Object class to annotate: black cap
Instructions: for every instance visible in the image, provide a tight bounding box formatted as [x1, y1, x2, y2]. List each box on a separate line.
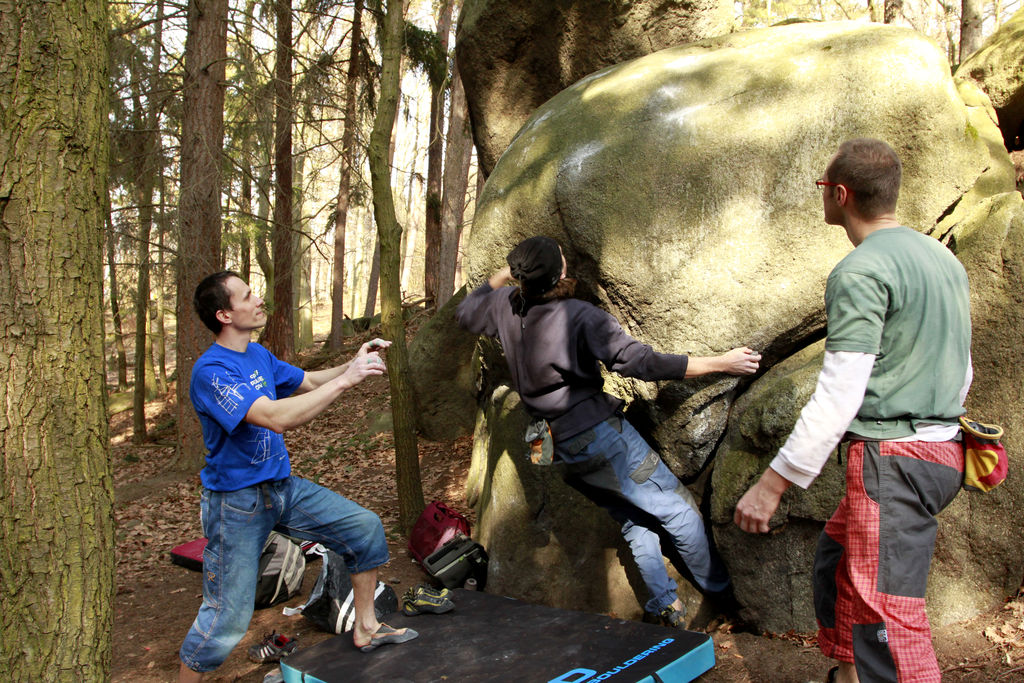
[507, 236, 562, 295]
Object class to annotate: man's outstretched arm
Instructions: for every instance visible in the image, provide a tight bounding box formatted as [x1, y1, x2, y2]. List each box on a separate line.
[297, 338, 392, 393]
[685, 347, 761, 377]
[734, 350, 874, 533]
[246, 353, 386, 433]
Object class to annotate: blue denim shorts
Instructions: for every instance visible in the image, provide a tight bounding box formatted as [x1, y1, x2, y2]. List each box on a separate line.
[179, 476, 387, 672]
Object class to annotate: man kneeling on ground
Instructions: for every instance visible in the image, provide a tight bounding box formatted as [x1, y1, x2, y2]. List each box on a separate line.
[178, 271, 416, 682]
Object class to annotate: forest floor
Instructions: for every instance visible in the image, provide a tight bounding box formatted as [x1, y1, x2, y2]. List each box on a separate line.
[110, 324, 1024, 682]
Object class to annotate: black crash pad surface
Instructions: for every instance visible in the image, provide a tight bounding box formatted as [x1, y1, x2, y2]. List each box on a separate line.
[281, 589, 712, 682]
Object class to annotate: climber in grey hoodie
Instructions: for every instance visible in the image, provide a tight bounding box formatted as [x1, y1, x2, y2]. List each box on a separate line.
[456, 235, 760, 626]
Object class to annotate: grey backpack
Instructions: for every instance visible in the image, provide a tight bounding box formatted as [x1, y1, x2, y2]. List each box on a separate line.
[254, 531, 306, 608]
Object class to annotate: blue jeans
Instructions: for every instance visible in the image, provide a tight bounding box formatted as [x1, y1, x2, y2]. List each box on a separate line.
[556, 416, 730, 613]
[179, 476, 388, 673]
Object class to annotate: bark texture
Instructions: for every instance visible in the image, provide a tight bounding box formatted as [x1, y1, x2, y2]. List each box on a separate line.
[437, 56, 473, 309]
[176, 0, 228, 471]
[0, 1, 115, 677]
[264, 0, 295, 361]
[328, 0, 364, 350]
[959, 0, 984, 62]
[423, 0, 454, 307]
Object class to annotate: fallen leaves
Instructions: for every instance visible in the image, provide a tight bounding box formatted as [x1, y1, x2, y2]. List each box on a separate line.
[983, 598, 1024, 665]
[764, 629, 818, 648]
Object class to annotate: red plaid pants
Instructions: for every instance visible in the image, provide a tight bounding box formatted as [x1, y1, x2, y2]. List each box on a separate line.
[814, 440, 963, 683]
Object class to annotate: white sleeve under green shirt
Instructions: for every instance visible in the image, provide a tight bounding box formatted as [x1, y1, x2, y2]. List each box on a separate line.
[769, 350, 971, 489]
[769, 226, 972, 489]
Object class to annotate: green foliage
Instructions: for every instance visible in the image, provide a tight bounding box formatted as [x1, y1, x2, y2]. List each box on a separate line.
[295, 51, 337, 115]
[403, 22, 447, 89]
[364, 1, 445, 90]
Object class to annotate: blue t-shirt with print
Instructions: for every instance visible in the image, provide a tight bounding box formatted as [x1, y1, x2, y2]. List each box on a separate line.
[190, 342, 305, 491]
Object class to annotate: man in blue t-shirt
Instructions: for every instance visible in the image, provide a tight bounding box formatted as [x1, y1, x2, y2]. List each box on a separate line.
[179, 271, 416, 682]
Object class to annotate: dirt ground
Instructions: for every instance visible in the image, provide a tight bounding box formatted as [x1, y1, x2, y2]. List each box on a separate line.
[110, 332, 1024, 682]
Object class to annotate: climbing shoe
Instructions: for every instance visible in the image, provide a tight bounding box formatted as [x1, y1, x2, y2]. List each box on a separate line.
[402, 584, 455, 616]
[657, 605, 687, 629]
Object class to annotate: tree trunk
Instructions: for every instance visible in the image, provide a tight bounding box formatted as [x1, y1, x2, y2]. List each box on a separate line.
[240, 163, 253, 283]
[0, 1, 114, 677]
[867, 0, 883, 22]
[176, 0, 228, 471]
[363, 234, 381, 318]
[106, 195, 129, 390]
[149, 0, 165, 395]
[884, 0, 902, 23]
[327, 0, 363, 349]
[362, 69, 402, 320]
[154, 264, 168, 394]
[437, 56, 473, 309]
[135, 0, 164, 432]
[354, 208, 371, 314]
[154, 173, 168, 394]
[131, 180, 156, 441]
[255, 162, 273, 294]
[370, 0, 424, 533]
[293, 153, 313, 351]
[422, 0, 453, 308]
[959, 0, 983, 63]
[264, 0, 295, 361]
[237, 0, 259, 285]
[129, 47, 155, 442]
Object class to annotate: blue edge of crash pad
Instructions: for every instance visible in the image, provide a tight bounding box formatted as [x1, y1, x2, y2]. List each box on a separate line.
[280, 589, 714, 682]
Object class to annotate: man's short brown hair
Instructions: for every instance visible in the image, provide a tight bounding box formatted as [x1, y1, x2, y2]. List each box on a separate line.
[826, 138, 902, 218]
[194, 270, 241, 334]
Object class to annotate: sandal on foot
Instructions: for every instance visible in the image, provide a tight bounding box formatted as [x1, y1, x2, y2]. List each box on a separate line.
[358, 624, 418, 653]
[402, 585, 455, 616]
[826, 666, 839, 683]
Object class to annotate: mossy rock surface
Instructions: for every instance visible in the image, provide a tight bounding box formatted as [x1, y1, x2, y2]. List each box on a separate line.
[436, 20, 1024, 629]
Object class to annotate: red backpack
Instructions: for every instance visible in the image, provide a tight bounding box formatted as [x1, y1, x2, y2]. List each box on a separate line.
[408, 501, 471, 564]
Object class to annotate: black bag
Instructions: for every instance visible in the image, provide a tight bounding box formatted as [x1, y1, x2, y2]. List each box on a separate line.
[301, 549, 398, 633]
[422, 534, 489, 590]
[254, 531, 306, 609]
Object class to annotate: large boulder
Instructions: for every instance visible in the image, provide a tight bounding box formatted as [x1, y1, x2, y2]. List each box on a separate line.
[456, 0, 733, 175]
[939, 190, 1024, 614]
[465, 21, 1009, 481]
[709, 340, 845, 632]
[438, 20, 1022, 629]
[408, 287, 479, 441]
[956, 7, 1024, 150]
